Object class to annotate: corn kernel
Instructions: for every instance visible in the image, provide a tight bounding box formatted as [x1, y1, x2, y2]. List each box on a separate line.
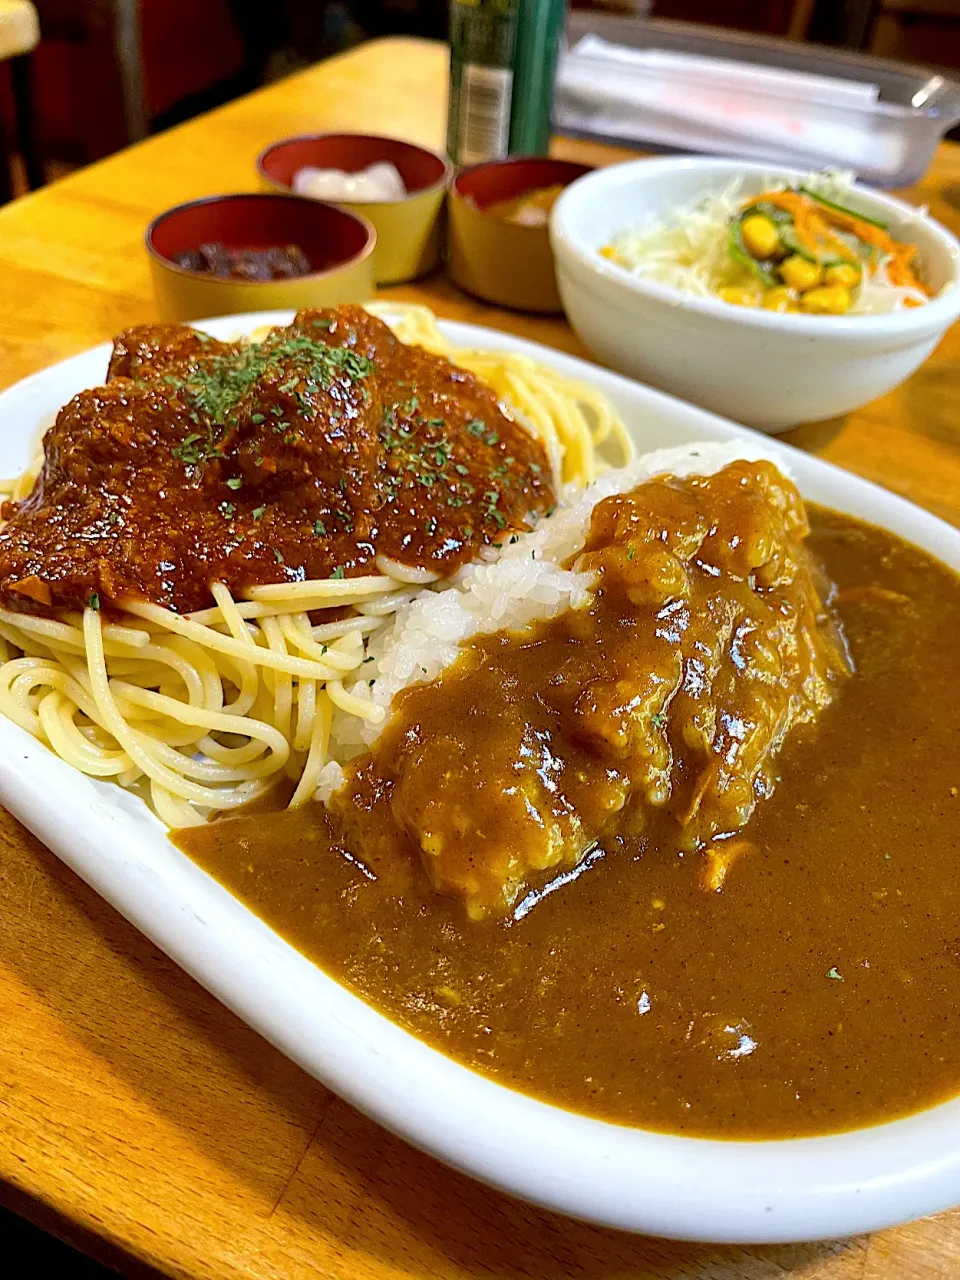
[740, 214, 780, 260]
[800, 285, 853, 315]
[598, 245, 618, 261]
[824, 262, 861, 290]
[718, 286, 760, 308]
[779, 255, 823, 292]
[761, 286, 798, 313]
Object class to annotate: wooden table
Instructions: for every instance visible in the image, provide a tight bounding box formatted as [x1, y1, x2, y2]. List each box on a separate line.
[1, 36, 958, 1280]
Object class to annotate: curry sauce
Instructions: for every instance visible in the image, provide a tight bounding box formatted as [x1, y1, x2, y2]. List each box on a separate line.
[335, 461, 847, 918]
[177, 508, 960, 1139]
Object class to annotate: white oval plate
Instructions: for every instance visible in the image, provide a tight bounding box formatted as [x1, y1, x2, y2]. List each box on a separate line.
[2, 311, 960, 1244]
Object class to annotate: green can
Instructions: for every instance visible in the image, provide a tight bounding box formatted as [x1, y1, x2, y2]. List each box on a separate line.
[509, 0, 566, 157]
[447, 0, 566, 166]
[447, 0, 520, 167]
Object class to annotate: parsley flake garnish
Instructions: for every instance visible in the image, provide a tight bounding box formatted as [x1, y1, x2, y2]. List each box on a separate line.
[88, 592, 100, 611]
[171, 433, 207, 466]
[155, 334, 374, 432]
[226, 477, 243, 490]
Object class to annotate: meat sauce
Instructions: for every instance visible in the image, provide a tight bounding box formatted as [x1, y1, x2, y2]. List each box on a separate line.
[177, 504, 960, 1139]
[0, 306, 552, 614]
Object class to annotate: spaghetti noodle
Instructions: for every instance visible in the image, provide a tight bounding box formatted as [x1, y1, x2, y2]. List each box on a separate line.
[0, 305, 632, 825]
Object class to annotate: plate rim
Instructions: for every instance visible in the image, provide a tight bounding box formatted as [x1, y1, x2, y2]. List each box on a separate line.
[2, 309, 960, 1244]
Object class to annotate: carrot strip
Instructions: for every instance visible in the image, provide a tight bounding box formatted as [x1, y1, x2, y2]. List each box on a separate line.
[742, 188, 927, 295]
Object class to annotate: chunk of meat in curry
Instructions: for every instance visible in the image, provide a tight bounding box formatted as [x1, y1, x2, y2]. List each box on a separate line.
[0, 306, 553, 615]
[334, 462, 850, 918]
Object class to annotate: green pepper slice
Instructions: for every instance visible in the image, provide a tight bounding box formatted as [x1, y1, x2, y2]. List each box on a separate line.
[798, 186, 888, 230]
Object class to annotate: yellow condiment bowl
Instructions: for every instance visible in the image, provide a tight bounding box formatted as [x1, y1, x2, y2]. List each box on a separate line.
[257, 134, 451, 286]
[145, 193, 376, 323]
[447, 157, 593, 314]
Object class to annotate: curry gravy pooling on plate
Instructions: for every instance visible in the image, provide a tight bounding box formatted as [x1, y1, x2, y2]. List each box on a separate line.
[177, 456, 960, 1139]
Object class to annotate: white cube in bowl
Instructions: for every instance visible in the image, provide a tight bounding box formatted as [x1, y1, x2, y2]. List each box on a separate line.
[550, 157, 960, 432]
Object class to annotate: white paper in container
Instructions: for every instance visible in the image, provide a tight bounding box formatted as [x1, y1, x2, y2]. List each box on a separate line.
[555, 35, 960, 186]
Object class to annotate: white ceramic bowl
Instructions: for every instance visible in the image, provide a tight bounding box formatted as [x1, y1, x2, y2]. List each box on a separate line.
[550, 157, 960, 432]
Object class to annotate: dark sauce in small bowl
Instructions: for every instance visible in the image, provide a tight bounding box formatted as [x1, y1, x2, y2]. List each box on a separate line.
[171, 242, 313, 281]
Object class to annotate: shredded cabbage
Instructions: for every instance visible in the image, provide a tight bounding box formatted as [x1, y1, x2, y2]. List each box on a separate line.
[604, 170, 928, 315]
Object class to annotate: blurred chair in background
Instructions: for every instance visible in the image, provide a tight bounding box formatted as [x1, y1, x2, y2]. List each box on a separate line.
[868, 0, 960, 66]
[650, 0, 805, 35]
[655, 0, 960, 68]
[806, 0, 960, 68]
[227, 0, 447, 77]
[5, 0, 957, 200]
[2, 0, 453, 187]
[1, 0, 250, 178]
[0, 0, 40, 201]
[569, 1, 650, 12]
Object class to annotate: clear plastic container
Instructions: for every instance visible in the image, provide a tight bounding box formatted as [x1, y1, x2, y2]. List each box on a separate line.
[555, 13, 960, 187]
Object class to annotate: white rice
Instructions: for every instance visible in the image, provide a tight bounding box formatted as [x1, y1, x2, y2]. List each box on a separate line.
[316, 439, 780, 800]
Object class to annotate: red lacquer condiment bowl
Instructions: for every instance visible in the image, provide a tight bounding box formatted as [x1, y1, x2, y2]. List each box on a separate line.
[146, 192, 376, 322]
[258, 134, 451, 285]
[448, 157, 593, 313]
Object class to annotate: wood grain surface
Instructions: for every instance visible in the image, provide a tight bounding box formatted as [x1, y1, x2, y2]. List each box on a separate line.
[0, 36, 959, 1280]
